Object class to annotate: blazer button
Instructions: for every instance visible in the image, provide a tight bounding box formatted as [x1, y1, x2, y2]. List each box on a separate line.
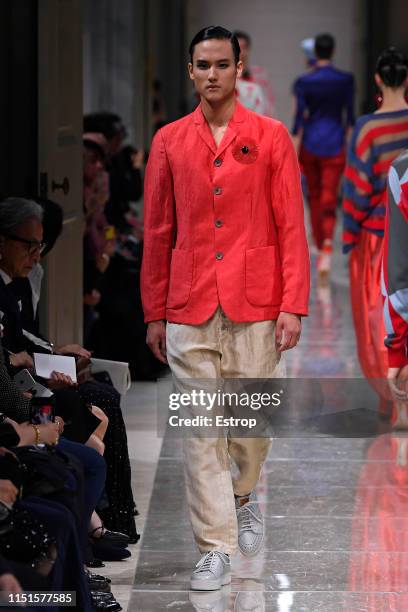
[214, 158, 222, 167]
[214, 187, 222, 195]
[215, 219, 223, 228]
[215, 252, 224, 260]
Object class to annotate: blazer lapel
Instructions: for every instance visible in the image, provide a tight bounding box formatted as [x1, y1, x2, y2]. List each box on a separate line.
[216, 124, 238, 158]
[216, 101, 247, 157]
[193, 105, 217, 155]
[193, 100, 248, 158]
[195, 123, 217, 155]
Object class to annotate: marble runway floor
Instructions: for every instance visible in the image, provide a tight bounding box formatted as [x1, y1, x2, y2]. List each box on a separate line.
[119, 245, 407, 611]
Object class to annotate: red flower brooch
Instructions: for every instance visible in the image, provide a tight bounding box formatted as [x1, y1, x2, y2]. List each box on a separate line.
[232, 137, 259, 164]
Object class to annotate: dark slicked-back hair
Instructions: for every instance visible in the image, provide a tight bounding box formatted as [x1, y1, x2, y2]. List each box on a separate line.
[314, 33, 335, 60]
[376, 47, 408, 88]
[189, 26, 241, 64]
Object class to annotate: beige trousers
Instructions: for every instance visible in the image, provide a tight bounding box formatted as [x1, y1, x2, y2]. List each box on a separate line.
[166, 307, 284, 555]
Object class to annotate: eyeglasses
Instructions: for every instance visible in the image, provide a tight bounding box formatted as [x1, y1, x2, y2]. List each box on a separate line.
[3, 234, 47, 255]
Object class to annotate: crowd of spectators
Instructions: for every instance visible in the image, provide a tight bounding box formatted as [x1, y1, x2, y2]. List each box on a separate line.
[0, 195, 145, 610]
[82, 112, 164, 380]
[0, 106, 169, 608]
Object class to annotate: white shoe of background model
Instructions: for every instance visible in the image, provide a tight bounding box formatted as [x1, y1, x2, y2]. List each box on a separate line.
[317, 240, 333, 279]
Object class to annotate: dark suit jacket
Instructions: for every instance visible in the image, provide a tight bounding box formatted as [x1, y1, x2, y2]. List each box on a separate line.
[0, 276, 26, 354]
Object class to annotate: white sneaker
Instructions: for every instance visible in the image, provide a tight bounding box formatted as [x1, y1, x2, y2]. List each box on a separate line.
[236, 492, 264, 557]
[190, 551, 231, 591]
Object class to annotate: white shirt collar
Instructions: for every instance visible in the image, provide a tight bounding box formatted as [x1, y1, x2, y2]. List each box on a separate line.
[0, 269, 12, 285]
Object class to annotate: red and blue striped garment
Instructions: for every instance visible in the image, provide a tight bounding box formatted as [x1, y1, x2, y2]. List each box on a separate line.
[342, 109, 408, 253]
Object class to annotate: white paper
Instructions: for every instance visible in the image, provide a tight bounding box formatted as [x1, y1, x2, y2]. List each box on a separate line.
[34, 353, 77, 383]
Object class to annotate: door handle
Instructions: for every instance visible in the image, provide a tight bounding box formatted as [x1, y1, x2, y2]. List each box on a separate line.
[51, 177, 70, 195]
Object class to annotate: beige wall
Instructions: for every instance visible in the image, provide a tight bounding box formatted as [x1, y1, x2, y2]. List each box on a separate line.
[186, 0, 366, 127]
[83, 0, 147, 147]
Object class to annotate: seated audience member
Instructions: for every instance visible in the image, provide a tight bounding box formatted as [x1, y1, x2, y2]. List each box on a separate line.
[0, 371, 123, 609]
[0, 451, 122, 611]
[83, 112, 143, 233]
[83, 133, 115, 342]
[0, 450, 89, 610]
[81, 116, 163, 380]
[0, 333, 106, 554]
[0, 197, 138, 543]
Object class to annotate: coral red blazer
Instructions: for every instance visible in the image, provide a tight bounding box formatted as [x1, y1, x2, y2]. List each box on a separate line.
[141, 101, 310, 324]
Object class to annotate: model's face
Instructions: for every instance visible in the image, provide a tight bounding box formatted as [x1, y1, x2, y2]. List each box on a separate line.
[188, 39, 242, 103]
[237, 37, 250, 67]
[0, 219, 43, 278]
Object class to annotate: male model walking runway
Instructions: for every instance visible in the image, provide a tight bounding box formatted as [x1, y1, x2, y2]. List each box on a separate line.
[141, 26, 310, 591]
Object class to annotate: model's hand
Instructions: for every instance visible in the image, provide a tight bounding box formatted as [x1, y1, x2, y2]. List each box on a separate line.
[276, 312, 301, 352]
[291, 133, 301, 155]
[388, 365, 408, 401]
[146, 320, 167, 364]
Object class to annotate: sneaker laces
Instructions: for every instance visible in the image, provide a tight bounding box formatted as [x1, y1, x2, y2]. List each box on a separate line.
[237, 504, 262, 533]
[195, 551, 222, 574]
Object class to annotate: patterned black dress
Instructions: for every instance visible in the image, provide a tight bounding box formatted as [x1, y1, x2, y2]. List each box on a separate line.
[79, 379, 139, 542]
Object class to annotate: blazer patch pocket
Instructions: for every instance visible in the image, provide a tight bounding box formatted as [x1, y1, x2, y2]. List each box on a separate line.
[245, 246, 282, 306]
[167, 248, 194, 309]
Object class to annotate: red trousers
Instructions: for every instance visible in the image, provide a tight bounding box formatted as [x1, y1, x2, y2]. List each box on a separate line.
[349, 231, 391, 412]
[300, 146, 345, 249]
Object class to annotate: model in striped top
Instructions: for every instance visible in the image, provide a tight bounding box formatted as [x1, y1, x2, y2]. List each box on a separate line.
[343, 108, 408, 252]
[342, 48, 408, 411]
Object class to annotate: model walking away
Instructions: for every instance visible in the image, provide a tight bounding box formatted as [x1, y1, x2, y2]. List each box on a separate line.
[293, 33, 355, 278]
[343, 47, 408, 413]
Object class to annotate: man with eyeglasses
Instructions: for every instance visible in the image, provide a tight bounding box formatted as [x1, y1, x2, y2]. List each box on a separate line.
[0, 199, 46, 363]
[1, 233, 47, 255]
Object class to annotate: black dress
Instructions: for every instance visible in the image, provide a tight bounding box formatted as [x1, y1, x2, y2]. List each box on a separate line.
[78, 379, 138, 541]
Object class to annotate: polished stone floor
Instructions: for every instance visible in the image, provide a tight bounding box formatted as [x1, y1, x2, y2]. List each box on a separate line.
[112, 243, 408, 611]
